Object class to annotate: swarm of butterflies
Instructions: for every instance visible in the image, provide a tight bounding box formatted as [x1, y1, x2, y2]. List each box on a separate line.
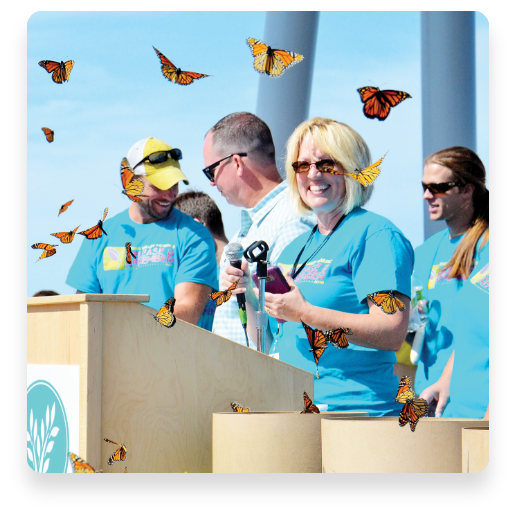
[68, 437, 128, 473]
[394, 376, 428, 432]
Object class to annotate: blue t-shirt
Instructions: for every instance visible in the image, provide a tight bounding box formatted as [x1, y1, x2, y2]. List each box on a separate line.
[197, 266, 219, 332]
[272, 208, 414, 417]
[413, 229, 488, 408]
[448, 246, 489, 418]
[66, 209, 219, 325]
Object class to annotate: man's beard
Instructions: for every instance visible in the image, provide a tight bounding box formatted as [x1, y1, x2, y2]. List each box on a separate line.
[139, 198, 173, 220]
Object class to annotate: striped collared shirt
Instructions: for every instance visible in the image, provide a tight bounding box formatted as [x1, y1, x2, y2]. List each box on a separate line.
[212, 181, 315, 348]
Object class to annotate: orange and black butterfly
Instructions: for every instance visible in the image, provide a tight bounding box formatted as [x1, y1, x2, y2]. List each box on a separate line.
[104, 438, 127, 465]
[231, 401, 250, 413]
[301, 320, 328, 379]
[393, 376, 428, 432]
[120, 157, 147, 203]
[301, 391, 320, 414]
[323, 327, 353, 349]
[125, 242, 137, 265]
[207, 280, 240, 307]
[124, 467, 128, 473]
[152, 296, 176, 328]
[357, 86, 411, 121]
[153, 46, 209, 85]
[58, 200, 74, 216]
[38, 59, 74, 83]
[41, 127, 54, 143]
[51, 225, 80, 244]
[246, 37, 303, 77]
[32, 242, 58, 262]
[368, 290, 405, 315]
[79, 208, 108, 240]
[344, 154, 387, 187]
[69, 452, 102, 473]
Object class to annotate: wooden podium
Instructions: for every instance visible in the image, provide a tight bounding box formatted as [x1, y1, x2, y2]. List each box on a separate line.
[27, 294, 313, 473]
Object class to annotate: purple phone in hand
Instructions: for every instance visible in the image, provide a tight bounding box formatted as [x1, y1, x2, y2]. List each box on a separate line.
[252, 265, 290, 323]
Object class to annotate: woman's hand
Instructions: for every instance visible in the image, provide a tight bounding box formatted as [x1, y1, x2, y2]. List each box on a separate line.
[253, 274, 310, 323]
[221, 259, 249, 295]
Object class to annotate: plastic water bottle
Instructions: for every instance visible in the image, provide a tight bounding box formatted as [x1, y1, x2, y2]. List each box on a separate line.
[411, 287, 429, 364]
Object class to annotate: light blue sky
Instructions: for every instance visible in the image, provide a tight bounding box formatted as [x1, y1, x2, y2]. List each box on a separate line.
[27, 11, 488, 297]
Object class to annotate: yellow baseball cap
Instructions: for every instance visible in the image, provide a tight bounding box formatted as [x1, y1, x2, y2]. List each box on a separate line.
[126, 137, 189, 190]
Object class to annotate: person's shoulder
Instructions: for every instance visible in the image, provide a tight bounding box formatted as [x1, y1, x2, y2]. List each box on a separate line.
[348, 208, 406, 237]
[103, 209, 128, 227]
[172, 208, 213, 241]
[415, 227, 449, 254]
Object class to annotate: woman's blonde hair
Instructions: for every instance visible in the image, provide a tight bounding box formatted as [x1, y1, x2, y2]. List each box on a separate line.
[285, 117, 373, 217]
[425, 146, 489, 280]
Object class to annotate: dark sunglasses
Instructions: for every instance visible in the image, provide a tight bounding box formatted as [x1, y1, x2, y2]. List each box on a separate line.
[133, 148, 183, 169]
[292, 160, 340, 174]
[422, 181, 463, 195]
[202, 153, 247, 182]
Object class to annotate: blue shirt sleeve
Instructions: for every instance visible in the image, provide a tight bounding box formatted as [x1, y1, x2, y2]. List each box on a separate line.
[66, 238, 102, 293]
[351, 228, 414, 302]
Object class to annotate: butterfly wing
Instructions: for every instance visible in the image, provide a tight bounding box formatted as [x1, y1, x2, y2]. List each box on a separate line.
[394, 376, 412, 402]
[175, 70, 209, 86]
[102, 208, 108, 221]
[32, 243, 58, 261]
[64, 60, 74, 81]
[79, 223, 103, 240]
[246, 37, 268, 57]
[153, 46, 178, 81]
[69, 453, 97, 473]
[357, 87, 411, 121]
[51, 225, 80, 244]
[41, 127, 54, 143]
[345, 154, 386, 187]
[324, 327, 352, 349]
[58, 200, 74, 216]
[39, 60, 60, 74]
[153, 303, 176, 328]
[301, 391, 320, 414]
[399, 398, 428, 432]
[207, 281, 239, 306]
[368, 291, 404, 314]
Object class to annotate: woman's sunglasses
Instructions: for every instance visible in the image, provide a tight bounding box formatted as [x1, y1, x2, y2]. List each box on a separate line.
[292, 160, 342, 174]
[422, 181, 463, 195]
[133, 148, 182, 169]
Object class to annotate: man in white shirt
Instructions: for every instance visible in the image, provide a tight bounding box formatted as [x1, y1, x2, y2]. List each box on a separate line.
[202, 112, 314, 347]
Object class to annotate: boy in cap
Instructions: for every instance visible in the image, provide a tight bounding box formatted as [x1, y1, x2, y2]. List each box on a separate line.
[66, 137, 218, 326]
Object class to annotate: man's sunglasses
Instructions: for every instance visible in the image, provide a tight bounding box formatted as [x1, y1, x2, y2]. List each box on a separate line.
[422, 181, 463, 195]
[202, 153, 247, 182]
[291, 160, 341, 174]
[133, 148, 183, 169]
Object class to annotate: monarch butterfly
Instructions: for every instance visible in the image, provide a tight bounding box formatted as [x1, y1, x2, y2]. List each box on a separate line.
[69, 452, 102, 473]
[79, 208, 108, 240]
[120, 157, 147, 203]
[301, 391, 320, 414]
[153, 46, 209, 85]
[394, 376, 413, 403]
[301, 320, 328, 379]
[41, 127, 54, 143]
[58, 200, 74, 216]
[124, 467, 128, 473]
[31, 242, 58, 262]
[393, 376, 428, 432]
[357, 86, 411, 121]
[207, 280, 240, 307]
[125, 242, 137, 265]
[152, 296, 176, 328]
[38, 59, 74, 83]
[246, 37, 304, 77]
[51, 225, 80, 244]
[344, 154, 387, 187]
[103, 438, 128, 465]
[323, 326, 353, 349]
[231, 401, 250, 413]
[368, 290, 405, 315]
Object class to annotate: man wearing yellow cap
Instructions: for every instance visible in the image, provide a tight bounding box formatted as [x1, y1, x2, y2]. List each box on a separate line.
[66, 137, 218, 327]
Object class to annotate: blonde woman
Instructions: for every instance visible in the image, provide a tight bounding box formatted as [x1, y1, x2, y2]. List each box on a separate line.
[222, 117, 414, 415]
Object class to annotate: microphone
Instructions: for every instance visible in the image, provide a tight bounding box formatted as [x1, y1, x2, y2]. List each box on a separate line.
[225, 242, 247, 311]
[225, 242, 249, 346]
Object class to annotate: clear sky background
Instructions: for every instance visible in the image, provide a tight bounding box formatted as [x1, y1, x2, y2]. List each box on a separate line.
[27, 11, 488, 297]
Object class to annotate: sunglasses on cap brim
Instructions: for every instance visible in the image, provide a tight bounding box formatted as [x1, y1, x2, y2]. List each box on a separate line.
[134, 148, 182, 169]
[422, 181, 463, 195]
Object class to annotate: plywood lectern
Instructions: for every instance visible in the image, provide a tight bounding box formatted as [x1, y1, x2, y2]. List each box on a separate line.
[27, 295, 313, 473]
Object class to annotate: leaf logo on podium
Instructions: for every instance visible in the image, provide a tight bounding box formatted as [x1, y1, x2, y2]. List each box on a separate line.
[27, 380, 69, 472]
